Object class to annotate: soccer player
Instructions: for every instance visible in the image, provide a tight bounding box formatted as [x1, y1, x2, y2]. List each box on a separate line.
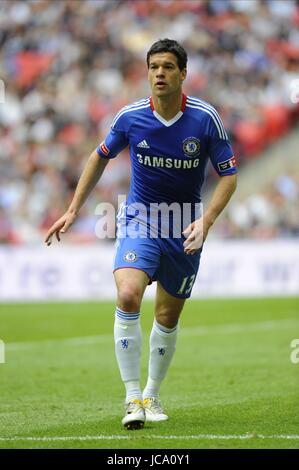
[45, 39, 237, 430]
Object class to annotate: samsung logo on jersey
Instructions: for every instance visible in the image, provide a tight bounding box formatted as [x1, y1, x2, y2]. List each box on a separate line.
[137, 154, 199, 169]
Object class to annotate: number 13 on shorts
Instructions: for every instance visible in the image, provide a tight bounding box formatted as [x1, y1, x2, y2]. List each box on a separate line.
[177, 274, 196, 295]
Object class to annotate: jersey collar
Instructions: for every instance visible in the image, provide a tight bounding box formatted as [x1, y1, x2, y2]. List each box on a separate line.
[150, 93, 187, 127]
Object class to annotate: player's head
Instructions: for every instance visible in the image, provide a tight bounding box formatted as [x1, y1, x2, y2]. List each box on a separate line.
[147, 39, 187, 71]
[147, 39, 187, 97]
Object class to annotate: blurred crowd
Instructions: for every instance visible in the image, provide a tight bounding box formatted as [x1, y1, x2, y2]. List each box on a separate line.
[0, 0, 299, 244]
[212, 165, 299, 239]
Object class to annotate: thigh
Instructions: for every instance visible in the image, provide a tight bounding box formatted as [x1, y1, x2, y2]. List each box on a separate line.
[114, 236, 163, 311]
[114, 267, 149, 295]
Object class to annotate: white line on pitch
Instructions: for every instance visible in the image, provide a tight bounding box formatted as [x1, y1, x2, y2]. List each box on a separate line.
[0, 434, 299, 442]
[6, 318, 299, 351]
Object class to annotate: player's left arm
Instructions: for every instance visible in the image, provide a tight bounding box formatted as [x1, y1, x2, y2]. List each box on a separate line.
[183, 110, 237, 255]
[183, 174, 237, 254]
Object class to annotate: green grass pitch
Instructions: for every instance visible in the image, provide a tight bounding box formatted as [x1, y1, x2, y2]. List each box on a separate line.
[0, 297, 298, 449]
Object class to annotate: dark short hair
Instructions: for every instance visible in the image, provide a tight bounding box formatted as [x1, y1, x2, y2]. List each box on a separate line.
[146, 38, 187, 71]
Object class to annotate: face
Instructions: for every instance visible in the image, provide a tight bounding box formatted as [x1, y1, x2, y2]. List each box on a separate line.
[148, 52, 186, 97]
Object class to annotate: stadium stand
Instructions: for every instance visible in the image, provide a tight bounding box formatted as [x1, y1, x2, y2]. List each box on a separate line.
[0, 0, 298, 244]
[206, 124, 299, 239]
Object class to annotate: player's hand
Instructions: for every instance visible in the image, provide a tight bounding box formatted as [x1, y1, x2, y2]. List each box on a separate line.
[44, 210, 78, 246]
[182, 217, 211, 255]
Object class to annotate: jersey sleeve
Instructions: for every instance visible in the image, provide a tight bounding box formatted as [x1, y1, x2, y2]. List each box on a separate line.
[206, 111, 237, 176]
[96, 110, 129, 159]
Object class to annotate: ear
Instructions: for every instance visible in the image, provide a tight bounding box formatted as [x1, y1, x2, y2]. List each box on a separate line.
[181, 68, 187, 82]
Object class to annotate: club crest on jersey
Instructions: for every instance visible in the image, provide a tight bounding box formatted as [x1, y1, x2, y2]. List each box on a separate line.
[124, 251, 138, 263]
[183, 137, 200, 157]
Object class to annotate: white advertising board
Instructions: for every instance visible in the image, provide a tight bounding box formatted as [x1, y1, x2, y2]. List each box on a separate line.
[0, 241, 298, 301]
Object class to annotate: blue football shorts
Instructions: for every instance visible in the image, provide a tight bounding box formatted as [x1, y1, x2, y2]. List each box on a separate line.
[113, 233, 202, 299]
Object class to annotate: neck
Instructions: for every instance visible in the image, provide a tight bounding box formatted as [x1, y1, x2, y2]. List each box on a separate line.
[152, 91, 183, 121]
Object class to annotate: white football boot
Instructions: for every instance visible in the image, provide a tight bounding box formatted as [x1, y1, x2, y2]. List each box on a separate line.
[122, 399, 145, 430]
[143, 397, 169, 422]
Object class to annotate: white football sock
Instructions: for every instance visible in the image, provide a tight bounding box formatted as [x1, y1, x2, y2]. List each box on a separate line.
[114, 307, 142, 403]
[143, 319, 178, 399]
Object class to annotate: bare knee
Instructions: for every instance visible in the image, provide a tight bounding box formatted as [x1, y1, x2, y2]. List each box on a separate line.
[155, 308, 180, 329]
[117, 284, 143, 312]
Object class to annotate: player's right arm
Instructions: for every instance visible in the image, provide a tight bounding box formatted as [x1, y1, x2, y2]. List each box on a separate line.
[44, 150, 109, 245]
[45, 109, 129, 246]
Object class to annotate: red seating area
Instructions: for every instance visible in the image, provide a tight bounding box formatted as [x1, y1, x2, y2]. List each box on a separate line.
[234, 104, 298, 157]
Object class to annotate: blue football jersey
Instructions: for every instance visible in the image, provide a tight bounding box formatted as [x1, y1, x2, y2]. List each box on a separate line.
[96, 94, 237, 206]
